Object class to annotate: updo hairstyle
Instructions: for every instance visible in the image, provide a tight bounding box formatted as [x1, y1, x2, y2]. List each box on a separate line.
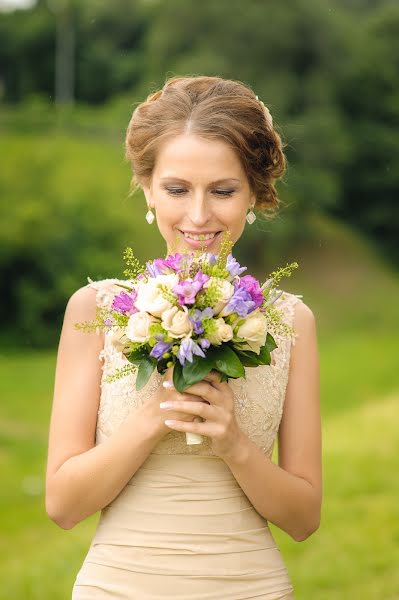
[125, 75, 287, 218]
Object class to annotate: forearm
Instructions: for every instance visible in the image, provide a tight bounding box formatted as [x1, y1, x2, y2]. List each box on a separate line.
[46, 407, 164, 530]
[223, 432, 321, 542]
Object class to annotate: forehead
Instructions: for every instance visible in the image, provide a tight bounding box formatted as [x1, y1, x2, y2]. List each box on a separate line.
[153, 133, 246, 182]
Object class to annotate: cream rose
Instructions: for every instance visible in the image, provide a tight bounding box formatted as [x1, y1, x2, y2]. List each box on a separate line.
[134, 274, 178, 317]
[108, 327, 128, 352]
[235, 310, 267, 354]
[126, 311, 157, 343]
[203, 278, 234, 315]
[207, 318, 233, 345]
[161, 305, 193, 339]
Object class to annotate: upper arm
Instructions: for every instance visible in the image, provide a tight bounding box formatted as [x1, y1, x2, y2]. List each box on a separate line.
[45, 284, 104, 490]
[277, 301, 322, 501]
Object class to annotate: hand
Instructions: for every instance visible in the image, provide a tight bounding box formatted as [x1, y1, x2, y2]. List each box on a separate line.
[159, 369, 244, 460]
[143, 366, 209, 436]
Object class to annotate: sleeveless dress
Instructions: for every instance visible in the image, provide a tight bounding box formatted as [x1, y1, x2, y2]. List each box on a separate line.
[72, 278, 303, 600]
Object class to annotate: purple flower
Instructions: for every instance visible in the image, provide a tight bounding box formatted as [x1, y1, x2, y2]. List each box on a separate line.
[103, 318, 114, 331]
[236, 275, 264, 309]
[199, 252, 218, 266]
[189, 307, 213, 334]
[150, 340, 173, 360]
[177, 337, 206, 366]
[146, 258, 172, 277]
[163, 253, 187, 271]
[173, 270, 210, 305]
[222, 286, 255, 317]
[198, 337, 210, 349]
[226, 254, 247, 278]
[112, 290, 138, 315]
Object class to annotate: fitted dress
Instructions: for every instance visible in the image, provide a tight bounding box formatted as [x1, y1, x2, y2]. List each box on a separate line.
[71, 277, 303, 599]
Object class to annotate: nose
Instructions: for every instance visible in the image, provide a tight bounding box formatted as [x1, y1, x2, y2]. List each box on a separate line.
[188, 193, 211, 227]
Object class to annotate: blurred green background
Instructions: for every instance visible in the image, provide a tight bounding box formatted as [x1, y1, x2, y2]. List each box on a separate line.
[0, 0, 398, 598]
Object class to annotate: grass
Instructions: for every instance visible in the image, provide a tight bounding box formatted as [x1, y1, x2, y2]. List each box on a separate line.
[1, 326, 399, 598]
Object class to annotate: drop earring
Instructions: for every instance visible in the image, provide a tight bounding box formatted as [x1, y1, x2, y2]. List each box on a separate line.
[145, 205, 155, 224]
[246, 205, 256, 225]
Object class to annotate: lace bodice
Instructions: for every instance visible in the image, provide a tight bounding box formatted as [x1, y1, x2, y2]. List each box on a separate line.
[86, 278, 303, 460]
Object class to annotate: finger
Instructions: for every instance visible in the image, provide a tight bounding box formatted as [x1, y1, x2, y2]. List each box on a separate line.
[160, 399, 216, 420]
[164, 419, 222, 440]
[162, 380, 174, 389]
[182, 381, 219, 405]
[203, 370, 226, 389]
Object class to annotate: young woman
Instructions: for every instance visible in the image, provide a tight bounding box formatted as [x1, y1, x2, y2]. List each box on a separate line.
[46, 75, 322, 599]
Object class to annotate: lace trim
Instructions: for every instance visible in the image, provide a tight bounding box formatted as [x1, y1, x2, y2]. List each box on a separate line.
[86, 279, 302, 458]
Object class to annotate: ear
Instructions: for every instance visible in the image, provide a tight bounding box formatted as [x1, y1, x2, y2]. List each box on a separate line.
[249, 190, 256, 209]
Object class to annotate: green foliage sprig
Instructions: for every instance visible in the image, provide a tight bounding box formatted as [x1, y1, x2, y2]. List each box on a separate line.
[104, 363, 137, 383]
[73, 305, 109, 333]
[122, 246, 147, 281]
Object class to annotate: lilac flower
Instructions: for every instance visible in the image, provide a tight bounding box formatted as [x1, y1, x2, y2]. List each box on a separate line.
[226, 254, 247, 278]
[177, 337, 206, 366]
[199, 252, 217, 266]
[146, 258, 172, 277]
[222, 286, 255, 317]
[189, 307, 213, 334]
[150, 340, 173, 360]
[173, 270, 210, 305]
[198, 337, 210, 350]
[112, 290, 138, 315]
[235, 275, 264, 309]
[163, 253, 187, 271]
[103, 318, 114, 331]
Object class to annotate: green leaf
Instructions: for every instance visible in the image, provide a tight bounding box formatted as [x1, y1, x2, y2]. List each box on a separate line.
[265, 332, 278, 353]
[172, 360, 187, 393]
[136, 357, 156, 391]
[234, 348, 260, 367]
[207, 345, 245, 378]
[257, 344, 271, 365]
[127, 347, 148, 365]
[218, 371, 229, 383]
[182, 354, 214, 388]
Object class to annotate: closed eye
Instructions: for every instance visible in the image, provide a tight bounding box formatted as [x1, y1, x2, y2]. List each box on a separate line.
[165, 187, 235, 197]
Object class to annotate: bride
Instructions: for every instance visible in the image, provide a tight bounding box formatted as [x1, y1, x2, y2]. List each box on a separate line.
[45, 75, 322, 599]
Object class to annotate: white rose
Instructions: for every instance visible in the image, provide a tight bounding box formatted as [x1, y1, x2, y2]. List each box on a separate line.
[207, 318, 233, 345]
[235, 310, 267, 354]
[107, 327, 128, 352]
[203, 278, 234, 315]
[126, 311, 157, 343]
[161, 305, 193, 339]
[134, 274, 178, 317]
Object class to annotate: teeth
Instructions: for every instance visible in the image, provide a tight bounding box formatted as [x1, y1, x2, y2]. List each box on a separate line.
[184, 232, 217, 241]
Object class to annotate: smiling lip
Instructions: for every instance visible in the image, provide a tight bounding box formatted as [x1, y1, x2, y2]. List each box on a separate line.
[180, 230, 221, 235]
[178, 230, 222, 248]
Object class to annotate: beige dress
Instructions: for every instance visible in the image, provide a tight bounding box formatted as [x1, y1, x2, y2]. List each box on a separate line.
[72, 278, 303, 599]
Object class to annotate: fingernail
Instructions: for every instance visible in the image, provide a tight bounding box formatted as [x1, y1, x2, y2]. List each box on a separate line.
[160, 402, 172, 409]
[162, 381, 174, 389]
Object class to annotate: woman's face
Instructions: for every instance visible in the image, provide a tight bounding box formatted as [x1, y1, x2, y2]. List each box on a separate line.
[142, 133, 256, 254]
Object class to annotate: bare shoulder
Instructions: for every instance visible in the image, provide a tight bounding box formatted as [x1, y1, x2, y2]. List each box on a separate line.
[292, 298, 317, 333]
[65, 282, 99, 321]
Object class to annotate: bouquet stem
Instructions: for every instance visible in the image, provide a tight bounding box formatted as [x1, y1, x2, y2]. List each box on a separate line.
[186, 417, 204, 445]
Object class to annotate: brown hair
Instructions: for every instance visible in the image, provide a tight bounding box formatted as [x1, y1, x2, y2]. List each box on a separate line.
[125, 75, 287, 217]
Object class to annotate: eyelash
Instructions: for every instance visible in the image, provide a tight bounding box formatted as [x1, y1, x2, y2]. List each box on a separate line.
[165, 188, 235, 197]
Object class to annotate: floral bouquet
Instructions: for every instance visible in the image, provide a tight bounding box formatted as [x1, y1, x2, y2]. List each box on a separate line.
[75, 233, 298, 445]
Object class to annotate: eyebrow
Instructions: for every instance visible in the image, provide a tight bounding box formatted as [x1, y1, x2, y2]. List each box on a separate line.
[160, 177, 241, 186]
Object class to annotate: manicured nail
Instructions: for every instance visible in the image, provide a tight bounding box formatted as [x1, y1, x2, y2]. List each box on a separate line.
[160, 402, 172, 409]
[162, 381, 174, 389]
